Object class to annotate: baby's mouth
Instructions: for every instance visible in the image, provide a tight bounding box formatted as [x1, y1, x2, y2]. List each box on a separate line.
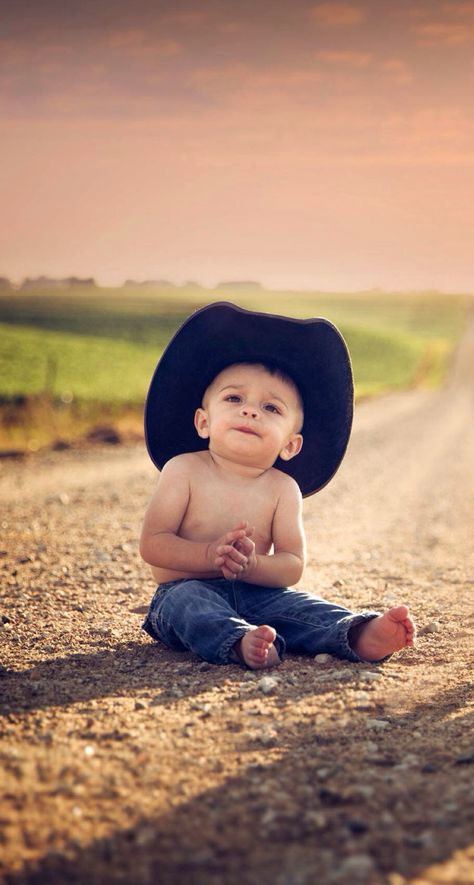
[234, 425, 260, 436]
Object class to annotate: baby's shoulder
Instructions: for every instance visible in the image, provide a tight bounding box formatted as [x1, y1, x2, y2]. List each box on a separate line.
[268, 467, 302, 500]
[160, 451, 203, 479]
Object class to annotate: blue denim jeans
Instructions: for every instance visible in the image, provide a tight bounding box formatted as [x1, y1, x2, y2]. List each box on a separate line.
[142, 578, 380, 666]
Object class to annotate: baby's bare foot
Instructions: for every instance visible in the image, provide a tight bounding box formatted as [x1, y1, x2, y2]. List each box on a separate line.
[235, 625, 281, 669]
[350, 605, 416, 661]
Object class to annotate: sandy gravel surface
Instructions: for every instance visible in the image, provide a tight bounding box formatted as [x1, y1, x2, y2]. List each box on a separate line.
[1, 316, 473, 885]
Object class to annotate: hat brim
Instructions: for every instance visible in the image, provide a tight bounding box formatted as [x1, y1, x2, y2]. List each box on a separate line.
[145, 301, 353, 497]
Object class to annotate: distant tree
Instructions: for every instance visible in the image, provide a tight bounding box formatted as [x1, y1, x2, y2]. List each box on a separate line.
[215, 281, 264, 292]
[21, 276, 96, 290]
[123, 279, 176, 289]
[65, 277, 96, 287]
[0, 276, 13, 290]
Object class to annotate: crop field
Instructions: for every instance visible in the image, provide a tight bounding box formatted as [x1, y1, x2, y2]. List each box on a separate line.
[0, 285, 471, 450]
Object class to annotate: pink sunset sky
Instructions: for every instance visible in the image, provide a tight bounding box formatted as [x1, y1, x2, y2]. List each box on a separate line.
[1, 0, 473, 292]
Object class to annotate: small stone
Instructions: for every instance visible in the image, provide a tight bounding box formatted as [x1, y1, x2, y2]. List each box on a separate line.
[134, 700, 147, 711]
[454, 751, 474, 765]
[261, 808, 277, 826]
[347, 818, 369, 835]
[366, 718, 390, 730]
[352, 690, 373, 709]
[359, 670, 383, 683]
[304, 810, 327, 829]
[83, 745, 95, 757]
[424, 621, 441, 633]
[336, 855, 374, 880]
[46, 492, 70, 506]
[314, 653, 332, 664]
[134, 825, 156, 846]
[258, 675, 279, 694]
[349, 784, 375, 800]
[257, 727, 278, 746]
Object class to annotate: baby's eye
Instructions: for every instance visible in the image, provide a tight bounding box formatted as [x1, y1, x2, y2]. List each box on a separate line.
[224, 394, 241, 403]
[264, 403, 281, 414]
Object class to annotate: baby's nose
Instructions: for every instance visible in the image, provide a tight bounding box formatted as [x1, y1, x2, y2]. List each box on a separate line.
[241, 404, 259, 418]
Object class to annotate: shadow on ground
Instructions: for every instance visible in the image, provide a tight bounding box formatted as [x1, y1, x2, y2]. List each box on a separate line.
[2, 647, 473, 885]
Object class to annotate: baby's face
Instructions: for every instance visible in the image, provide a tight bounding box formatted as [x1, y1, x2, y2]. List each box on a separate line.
[194, 363, 303, 469]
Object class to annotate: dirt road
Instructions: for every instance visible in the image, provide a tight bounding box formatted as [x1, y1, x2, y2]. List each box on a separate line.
[1, 316, 473, 884]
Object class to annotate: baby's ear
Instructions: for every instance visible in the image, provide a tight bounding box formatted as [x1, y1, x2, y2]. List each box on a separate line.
[279, 433, 303, 462]
[194, 408, 210, 439]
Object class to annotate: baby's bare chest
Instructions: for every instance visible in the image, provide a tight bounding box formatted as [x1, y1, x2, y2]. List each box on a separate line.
[180, 477, 278, 546]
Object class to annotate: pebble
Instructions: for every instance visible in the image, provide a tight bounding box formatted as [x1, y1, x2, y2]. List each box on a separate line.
[405, 754, 419, 765]
[258, 675, 279, 694]
[359, 670, 383, 683]
[256, 727, 278, 746]
[95, 551, 111, 563]
[134, 701, 147, 711]
[352, 690, 373, 709]
[83, 745, 95, 757]
[45, 492, 70, 506]
[366, 718, 390, 730]
[424, 621, 441, 633]
[314, 653, 332, 664]
[304, 810, 327, 829]
[318, 670, 353, 683]
[335, 855, 375, 880]
[261, 808, 277, 826]
[350, 784, 375, 799]
[346, 818, 369, 835]
[454, 751, 474, 765]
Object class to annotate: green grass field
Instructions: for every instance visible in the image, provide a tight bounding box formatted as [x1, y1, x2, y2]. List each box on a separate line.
[0, 286, 471, 450]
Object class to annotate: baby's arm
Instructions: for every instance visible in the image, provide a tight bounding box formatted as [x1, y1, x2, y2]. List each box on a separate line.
[139, 456, 249, 575]
[223, 478, 306, 587]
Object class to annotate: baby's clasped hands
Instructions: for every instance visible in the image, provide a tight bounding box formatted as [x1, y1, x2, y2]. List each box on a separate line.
[210, 521, 257, 580]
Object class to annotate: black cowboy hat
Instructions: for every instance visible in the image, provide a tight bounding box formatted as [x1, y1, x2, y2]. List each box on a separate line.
[145, 301, 353, 497]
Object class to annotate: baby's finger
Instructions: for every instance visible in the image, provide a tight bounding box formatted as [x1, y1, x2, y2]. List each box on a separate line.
[217, 544, 247, 565]
[222, 552, 248, 572]
[236, 535, 254, 555]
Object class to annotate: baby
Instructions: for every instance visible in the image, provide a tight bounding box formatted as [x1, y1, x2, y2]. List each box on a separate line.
[140, 302, 415, 669]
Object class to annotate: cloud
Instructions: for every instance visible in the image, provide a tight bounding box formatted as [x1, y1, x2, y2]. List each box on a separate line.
[414, 21, 473, 45]
[380, 58, 413, 85]
[309, 3, 366, 26]
[98, 29, 182, 57]
[441, 2, 474, 16]
[316, 50, 372, 67]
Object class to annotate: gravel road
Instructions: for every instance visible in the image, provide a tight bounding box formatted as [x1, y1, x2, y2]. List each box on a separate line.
[1, 314, 473, 885]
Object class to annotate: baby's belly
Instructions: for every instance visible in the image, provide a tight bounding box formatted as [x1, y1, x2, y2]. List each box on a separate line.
[151, 565, 222, 584]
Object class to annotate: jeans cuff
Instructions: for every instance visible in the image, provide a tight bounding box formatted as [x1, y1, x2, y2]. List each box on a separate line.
[222, 629, 286, 667]
[336, 611, 384, 663]
[219, 627, 252, 665]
